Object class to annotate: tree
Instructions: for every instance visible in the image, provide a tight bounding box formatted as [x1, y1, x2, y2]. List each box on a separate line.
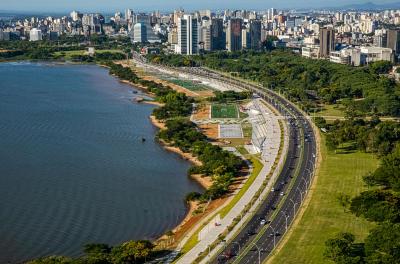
[324, 232, 364, 264]
[364, 223, 400, 264]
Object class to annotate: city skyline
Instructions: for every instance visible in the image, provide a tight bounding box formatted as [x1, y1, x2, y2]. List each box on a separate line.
[0, 0, 399, 13]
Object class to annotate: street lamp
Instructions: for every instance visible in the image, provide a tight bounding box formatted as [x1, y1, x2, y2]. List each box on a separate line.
[252, 243, 262, 264]
[268, 226, 276, 248]
[281, 211, 289, 231]
[289, 198, 297, 216]
[296, 187, 304, 201]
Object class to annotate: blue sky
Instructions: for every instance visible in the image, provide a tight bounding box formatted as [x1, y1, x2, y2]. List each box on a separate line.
[0, 0, 396, 13]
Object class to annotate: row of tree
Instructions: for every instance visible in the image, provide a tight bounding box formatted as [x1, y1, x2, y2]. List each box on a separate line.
[107, 62, 246, 200]
[28, 241, 157, 264]
[321, 117, 400, 157]
[148, 50, 400, 117]
[157, 118, 245, 200]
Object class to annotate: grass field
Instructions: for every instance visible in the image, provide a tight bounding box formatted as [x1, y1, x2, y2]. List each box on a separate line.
[169, 79, 208, 91]
[316, 104, 345, 119]
[268, 136, 378, 264]
[211, 104, 239, 119]
[53, 49, 123, 59]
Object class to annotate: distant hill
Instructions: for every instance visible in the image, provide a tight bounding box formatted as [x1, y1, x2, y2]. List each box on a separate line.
[333, 1, 400, 11]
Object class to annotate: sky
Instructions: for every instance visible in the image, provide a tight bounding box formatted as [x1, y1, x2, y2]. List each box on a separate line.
[0, 0, 397, 13]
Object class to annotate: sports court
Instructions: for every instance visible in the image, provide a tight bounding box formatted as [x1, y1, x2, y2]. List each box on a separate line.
[211, 104, 239, 119]
[219, 124, 243, 138]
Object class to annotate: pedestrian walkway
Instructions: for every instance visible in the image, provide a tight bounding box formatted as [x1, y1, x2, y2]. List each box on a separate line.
[176, 99, 287, 264]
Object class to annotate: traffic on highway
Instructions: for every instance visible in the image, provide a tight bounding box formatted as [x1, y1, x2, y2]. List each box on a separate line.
[177, 67, 317, 264]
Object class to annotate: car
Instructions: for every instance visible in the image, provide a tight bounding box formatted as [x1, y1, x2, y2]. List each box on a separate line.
[247, 230, 256, 236]
[271, 187, 275, 192]
[271, 206, 277, 210]
[280, 191, 285, 196]
[260, 219, 266, 225]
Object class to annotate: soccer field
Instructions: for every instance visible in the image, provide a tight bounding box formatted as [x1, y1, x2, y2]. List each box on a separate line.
[211, 104, 239, 118]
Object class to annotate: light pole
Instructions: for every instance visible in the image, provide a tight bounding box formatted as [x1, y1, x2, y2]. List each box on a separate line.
[296, 187, 304, 201]
[302, 177, 309, 191]
[281, 211, 289, 231]
[268, 225, 276, 248]
[252, 243, 261, 264]
[289, 198, 297, 216]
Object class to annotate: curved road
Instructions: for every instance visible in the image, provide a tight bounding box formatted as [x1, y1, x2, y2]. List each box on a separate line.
[174, 67, 317, 264]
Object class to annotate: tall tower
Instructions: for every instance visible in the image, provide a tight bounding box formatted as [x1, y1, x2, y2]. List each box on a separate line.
[227, 18, 242, 52]
[319, 27, 335, 58]
[387, 29, 400, 54]
[211, 18, 224, 51]
[177, 15, 199, 55]
[250, 20, 262, 50]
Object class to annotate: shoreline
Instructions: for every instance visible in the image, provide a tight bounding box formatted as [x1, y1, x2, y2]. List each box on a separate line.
[5, 59, 221, 253]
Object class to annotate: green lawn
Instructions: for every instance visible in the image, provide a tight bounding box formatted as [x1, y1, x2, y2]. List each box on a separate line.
[211, 104, 239, 119]
[268, 136, 378, 264]
[53, 49, 123, 59]
[169, 79, 207, 91]
[316, 104, 345, 119]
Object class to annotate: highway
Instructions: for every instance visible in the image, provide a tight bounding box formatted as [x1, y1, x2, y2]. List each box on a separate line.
[130, 56, 317, 264]
[171, 67, 317, 264]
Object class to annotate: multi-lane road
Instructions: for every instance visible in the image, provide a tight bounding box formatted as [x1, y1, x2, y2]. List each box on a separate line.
[172, 67, 317, 264]
[130, 57, 317, 264]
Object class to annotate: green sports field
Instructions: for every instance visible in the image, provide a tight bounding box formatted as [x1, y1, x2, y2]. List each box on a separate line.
[169, 79, 207, 91]
[211, 104, 239, 119]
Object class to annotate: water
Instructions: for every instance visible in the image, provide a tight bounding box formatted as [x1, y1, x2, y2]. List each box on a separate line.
[0, 62, 201, 263]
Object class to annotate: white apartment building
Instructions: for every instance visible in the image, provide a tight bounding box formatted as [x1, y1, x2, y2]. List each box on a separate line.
[177, 14, 199, 55]
[29, 28, 42, 41]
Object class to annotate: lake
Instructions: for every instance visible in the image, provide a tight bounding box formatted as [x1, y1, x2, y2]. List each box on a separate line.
[0, 62, 201, 262]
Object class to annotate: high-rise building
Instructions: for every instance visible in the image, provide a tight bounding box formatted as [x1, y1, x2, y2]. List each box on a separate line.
[135, 14, 160, 43]
[125, 9, 134, 21]
[374, 32, 387, 48]
[200, 20, 212, 51]
[177, 15, 199, 55]
[29, 28, 42, 41]
[211, 18, 225, 51]
[133, 23, 147, 43]
[70, 11, 81, 21]
[387, 29, 400, 54]
[227, 18, 242, 52]
[242, 28, 250, 49]
[319, 27, 335, 57]
[250, 20, 262, 50]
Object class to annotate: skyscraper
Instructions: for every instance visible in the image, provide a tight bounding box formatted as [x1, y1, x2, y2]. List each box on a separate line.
[250, 20, 262, 50]
[177, 15, 199, 55]
[29, 28, 42, 41]
[211, 18, 224, 51]
[227, 18, 242, 52]
[319, 27, 335, 58]
[387, 29, 400, 54]
[133, 23, 147, 43]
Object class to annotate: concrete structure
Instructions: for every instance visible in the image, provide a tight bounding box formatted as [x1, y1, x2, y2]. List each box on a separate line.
[211, 18, 225, 51]
[227, 18, 242, 52]
[177, 14, 199, 55]
[250, 19, 262, 50]
[29, 28, 42, 41]
[387, 29, 400, 54]
[319, 27, 335, 57]
[133, 22, 147, 43]
[360, 46, 394, 64]
[302, 45, 320, 59]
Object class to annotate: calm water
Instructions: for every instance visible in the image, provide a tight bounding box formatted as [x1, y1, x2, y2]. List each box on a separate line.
[0, 62, 201, 263]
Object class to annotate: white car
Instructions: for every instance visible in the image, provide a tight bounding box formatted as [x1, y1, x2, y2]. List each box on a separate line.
[260, 219, 266, 225]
